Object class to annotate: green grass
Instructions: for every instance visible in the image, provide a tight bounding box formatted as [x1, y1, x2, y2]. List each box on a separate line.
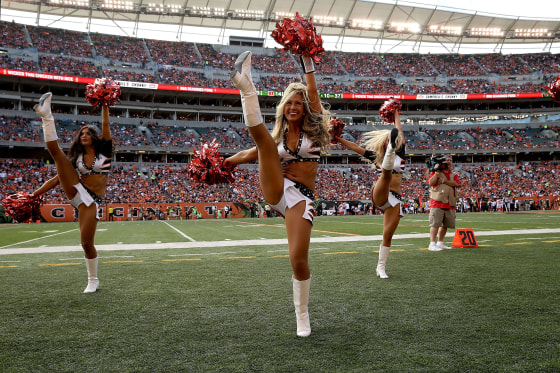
[1, 212, 560, 372]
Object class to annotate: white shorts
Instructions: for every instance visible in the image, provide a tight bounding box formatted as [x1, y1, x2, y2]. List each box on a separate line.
[70, 183, 100, 220]
[375, 190, 404, 217]
[269, 178, 315, 224]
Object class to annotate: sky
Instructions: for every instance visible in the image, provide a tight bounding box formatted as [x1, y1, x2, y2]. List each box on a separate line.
[1, 0, 560, 54]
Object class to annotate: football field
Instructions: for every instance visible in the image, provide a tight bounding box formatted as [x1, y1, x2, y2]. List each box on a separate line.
[1, 212, 559, 372]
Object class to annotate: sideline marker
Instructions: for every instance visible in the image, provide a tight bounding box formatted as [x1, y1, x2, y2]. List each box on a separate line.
[452, 228, 478, 248]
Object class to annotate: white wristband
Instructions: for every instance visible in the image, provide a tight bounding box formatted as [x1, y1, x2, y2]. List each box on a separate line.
[299, 55, 315, 74]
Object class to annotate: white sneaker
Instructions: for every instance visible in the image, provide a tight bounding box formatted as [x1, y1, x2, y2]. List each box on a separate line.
[429, 243, 443, 251]
[437, 242, 452, 250]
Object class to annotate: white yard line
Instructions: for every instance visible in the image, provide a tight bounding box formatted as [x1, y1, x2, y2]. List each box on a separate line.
[159, 220, 196, 242]
[2, 228, 560, 255]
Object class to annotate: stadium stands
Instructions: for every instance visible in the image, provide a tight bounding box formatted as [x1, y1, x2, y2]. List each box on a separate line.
[1, 20, 559, 211]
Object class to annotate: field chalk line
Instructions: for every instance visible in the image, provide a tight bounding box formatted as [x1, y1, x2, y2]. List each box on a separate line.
[1, 228, 560, 255]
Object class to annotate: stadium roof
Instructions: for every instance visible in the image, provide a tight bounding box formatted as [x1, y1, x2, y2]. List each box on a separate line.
[3, 0, 560, 53]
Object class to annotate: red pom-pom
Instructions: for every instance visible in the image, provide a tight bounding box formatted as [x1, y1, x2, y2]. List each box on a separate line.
[271, 12, 325, 64]
[379, 99, 402, 124]
[186, 140, 236, 185]
[546, 75, 560, 103]
[329, 118, 345, 144]
[85, 77, 121, 108]
[2, 192, 42, 223]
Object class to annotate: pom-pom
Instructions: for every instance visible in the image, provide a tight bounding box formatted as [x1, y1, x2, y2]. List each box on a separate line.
[186, 140, 236, 185]
[546, 75, 560, 103]
[379, 99, 402, 124]
[2, 192, 42, 223]
[329, 118, 345, 144]
[271, 12, 325, 64]
[85, 77, 121, 108]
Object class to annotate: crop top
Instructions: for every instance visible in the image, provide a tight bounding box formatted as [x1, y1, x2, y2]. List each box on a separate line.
[75, 139, 113, 176]
[277, 131, 321, 166]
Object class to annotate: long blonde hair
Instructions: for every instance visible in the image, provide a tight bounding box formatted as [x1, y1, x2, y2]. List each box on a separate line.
[271, 82, 331, 151]
[361, 129, 404, 167]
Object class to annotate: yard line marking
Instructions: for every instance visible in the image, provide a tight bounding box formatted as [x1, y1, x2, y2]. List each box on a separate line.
[0, 265, 18, 268]
[102, 260, 143, 263]
[0, 228, 79, 249]
[3, 228, 560, 255]
[219, 256, 256, 260]
[38, 263, 81, 267]
[159, 221, 196, 242]
[163, 258, 202, 262]
[324, 251, 358, 255]
[312, 228, 361, 236]
[168, 251, 236, 257]
[542, 240, 560, 243]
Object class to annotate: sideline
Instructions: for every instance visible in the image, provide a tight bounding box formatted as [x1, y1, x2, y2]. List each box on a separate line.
[1, 228, 560, 255]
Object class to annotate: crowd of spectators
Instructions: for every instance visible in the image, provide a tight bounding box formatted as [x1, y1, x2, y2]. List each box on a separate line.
[158, 67, 210, 86]
[425, 54, 486, 77]
[27, 26, 93, 58]
[1, 115, 558, 151]
[0, 55, 36, 71]
[3, 20, 560, 95]
[252, 51, 301, 74]
[1, 21, 29, 49]
[89, 33, 150, 64]
[112, 123, 151, 147]
[1, 158, 558, 210]
[195, 44, 237, 70]
[334, 52, 392, 77]
[382, 53, 438, 77]
[400, 125, 560, 151]
[148, 124, 196, 148]
[0, 116, 41, 142]
[315, 52, 347, 76]
[39, 55, 99, 78]
[476, 54, 534, 76]
[146, 40, 203, 68]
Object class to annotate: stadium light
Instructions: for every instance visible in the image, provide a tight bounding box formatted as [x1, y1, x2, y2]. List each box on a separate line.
[514, 28, 553, 38]
[101, 0, 134, 11]
[390, 22, 420, 33]
[351, 19, 383, 30]
[147, 3, 182, 14]
[428, 25, 462, 36]
[48, 0, 90, 7]
[469, 27, 504, 37]
[313, 15, 344, 27]
[234, 9, 265, 19]
[274, 12, 295, 20]
[191, 6, 225, 17]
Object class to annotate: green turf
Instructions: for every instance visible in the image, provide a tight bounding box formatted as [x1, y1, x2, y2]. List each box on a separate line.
[1, 212, 559, 372]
